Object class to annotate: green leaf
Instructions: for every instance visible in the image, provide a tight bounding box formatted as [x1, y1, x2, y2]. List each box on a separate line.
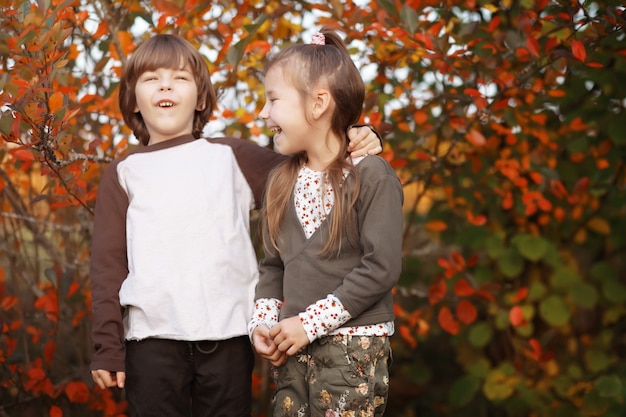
[569, 283, 599, 309]
[467, 358, 491, 378]
[448, 374, 481, 408]
[399, 5, 419, 34]
[585, 349, 609, 373]
[513, 234, 549, 261]
[497, 248, 524, 278]
[528, 281, 547, 301]
[485, 235, 505, 259]
[594, 375, 623, 398]
[551, 268, 581, 290]
[539, 295, 570, 326]
[468, 322, 492, 348]
[602, 280, 626, 304]
[590, 261, 618, 281]
[606, 117, 626, 146]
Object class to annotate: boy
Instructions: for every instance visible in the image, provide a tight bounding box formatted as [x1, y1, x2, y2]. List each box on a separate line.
[89, 34, 381, 417]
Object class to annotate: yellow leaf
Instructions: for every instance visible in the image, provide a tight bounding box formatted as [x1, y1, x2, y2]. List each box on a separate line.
[587, 217, 611, 235]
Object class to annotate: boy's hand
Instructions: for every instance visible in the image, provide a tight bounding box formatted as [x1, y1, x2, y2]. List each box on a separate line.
[348, 125, 382, 157]
[252, 325, 287, 366]
[269, 316, 309, 356]
[91, 369, 125, 389]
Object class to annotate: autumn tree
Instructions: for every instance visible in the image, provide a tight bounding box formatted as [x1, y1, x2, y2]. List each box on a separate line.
[1, 0, 625, 416]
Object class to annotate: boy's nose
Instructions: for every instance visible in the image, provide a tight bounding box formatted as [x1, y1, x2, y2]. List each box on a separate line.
[159, 78, 172, 90]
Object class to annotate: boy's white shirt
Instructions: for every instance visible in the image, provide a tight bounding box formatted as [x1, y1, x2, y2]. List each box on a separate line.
[117, 139, 258, 341]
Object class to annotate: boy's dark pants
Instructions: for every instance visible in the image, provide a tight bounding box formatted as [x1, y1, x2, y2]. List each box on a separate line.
[125, 336, 254, 417]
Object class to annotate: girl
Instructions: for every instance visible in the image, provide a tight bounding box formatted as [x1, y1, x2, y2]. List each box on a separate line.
[249, 29, 404, 416]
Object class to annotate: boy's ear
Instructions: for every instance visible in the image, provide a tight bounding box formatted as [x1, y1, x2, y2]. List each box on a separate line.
[310, 88, 332, 120]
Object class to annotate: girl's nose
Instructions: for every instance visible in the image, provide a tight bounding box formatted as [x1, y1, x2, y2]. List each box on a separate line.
[259, 102, 269, 119]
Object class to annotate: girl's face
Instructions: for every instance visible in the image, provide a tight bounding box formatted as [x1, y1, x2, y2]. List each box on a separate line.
[134, 64, 203, 145]
[259, 66, 314, 155]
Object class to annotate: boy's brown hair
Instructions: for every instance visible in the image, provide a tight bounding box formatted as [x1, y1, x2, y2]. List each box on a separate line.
[118, 34, 217, 145]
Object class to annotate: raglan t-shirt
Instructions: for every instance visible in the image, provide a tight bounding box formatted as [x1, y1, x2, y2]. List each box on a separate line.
[89, 134, 285, 372]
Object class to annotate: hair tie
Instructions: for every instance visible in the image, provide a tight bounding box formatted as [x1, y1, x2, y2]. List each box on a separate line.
[311, 32, 325, 45]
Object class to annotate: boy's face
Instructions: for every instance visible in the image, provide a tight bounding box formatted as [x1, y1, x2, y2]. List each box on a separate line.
[134, 64, 203, 145]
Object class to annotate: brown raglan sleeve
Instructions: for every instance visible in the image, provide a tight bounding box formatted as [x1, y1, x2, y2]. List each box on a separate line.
[333, 156, 404, 317]
[208, 137, 287, 209]
[89, 161, 129, 372]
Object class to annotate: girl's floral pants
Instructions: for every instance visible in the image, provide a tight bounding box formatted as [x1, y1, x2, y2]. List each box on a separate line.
[271, 334, 391, 417]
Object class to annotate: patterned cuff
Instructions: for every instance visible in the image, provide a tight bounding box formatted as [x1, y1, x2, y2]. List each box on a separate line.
[248, 298, 282, 340]
[299, 294, 352, 343]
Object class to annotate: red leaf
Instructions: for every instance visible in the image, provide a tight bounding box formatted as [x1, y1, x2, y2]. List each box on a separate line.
[509, 305, 524, 327]
[438, 306, 459, 335]
[467, 211, 487, 226]
[428, 279, 447, 305]
[508, 287, 528, 303]
[399, 325, 418, 349]
[44, 340, 56, 363]
[571, 39, 586, 62]
[466, 129, 486, 147]
[453, 278, 475, 297]
[50, 406, 63, 417]
[476, 289, 495, 302]
[456, 300, 477, 325]
[437, 258, 451, 269]
[34, 290, 59, 323]
[526, 35, 540, 57]
[527, 338, 542, 361]
[65, 381, 90, 403]
[14, 149, 35, 162]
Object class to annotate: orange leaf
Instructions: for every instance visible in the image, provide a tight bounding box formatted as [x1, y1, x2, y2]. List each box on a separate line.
[456, 300, 477, 325]
[571, 39, 586, 62]
[438, 306, 459, 335]
[425, 220, 447, 232]
[466, 129, 486, 147]
[509, 305, 524, 327]
[65, 381, 90, 403]
[453, 278, 475, 297]
[117, 30, 134, 56]
[48, 92, 63, 113]
[428, 279, 447, 305]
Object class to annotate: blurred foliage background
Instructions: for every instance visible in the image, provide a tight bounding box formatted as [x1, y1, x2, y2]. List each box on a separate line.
[1, 0, 625, 416]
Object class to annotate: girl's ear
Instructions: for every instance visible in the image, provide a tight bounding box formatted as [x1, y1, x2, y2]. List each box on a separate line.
[310, 88, 332, 120]
[196, 101, 206, 111]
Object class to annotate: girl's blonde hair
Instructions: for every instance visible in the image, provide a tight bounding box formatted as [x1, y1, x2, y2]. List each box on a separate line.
[263, 27, 365, 257]
[118, 34, 217, 145]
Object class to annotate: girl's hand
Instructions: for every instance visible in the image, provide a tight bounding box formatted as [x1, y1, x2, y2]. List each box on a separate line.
[252, 325, 287, 366]
[269, 316, 309, 356]
[347, 125, 382, 157]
